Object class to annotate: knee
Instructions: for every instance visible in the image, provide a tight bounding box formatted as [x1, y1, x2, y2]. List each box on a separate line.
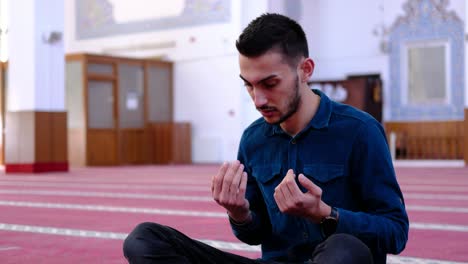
[318, 234, 373, 264]
[123, 222, 164, 258]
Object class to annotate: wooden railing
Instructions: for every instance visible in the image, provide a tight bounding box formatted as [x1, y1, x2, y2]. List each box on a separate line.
[385, 121, 464, 160]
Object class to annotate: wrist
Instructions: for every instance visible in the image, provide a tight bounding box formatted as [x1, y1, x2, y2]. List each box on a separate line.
[309, 202, 332, 223]
[320, 203, 332, 221]
[228, 210, 252, 225]
[320, 206, 339, 238]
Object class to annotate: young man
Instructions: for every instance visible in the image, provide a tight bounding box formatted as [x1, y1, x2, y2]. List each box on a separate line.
[123, 13, 408, 264]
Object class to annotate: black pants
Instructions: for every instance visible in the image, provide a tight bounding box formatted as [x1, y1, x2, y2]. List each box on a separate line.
[123, 222, 373, 264]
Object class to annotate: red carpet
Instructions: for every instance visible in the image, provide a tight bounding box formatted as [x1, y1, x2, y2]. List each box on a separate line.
[0, 165, 467, 263]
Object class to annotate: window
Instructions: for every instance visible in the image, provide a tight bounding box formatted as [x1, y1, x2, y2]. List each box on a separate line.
[402, 41, 450, 105]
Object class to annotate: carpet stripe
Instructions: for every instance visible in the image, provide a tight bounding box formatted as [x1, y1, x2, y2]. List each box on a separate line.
[405, 193, 468, 201]
[406, 205, 468, 213]
[2, 180, 468, 193]
[410, 223, 468, 232]
[0, 181, 207, 191]
[0, 246, 21, 251]
[1, 200, 468, 232]
[2, 189, 468, 204]
[0, 200, 226, 218]
[0, 189, 212, 201]
[403, 186, 468, 192]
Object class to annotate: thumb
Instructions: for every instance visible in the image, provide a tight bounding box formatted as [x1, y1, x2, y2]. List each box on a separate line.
[286, 169, 296, 179]
[298, 174, 322, 195]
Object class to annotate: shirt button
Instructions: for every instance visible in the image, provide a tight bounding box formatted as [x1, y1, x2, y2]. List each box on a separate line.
[291, 139, 297, 144]
[302, 232, 308, 239]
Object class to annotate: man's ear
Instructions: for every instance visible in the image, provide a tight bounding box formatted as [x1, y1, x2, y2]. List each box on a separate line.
[299, 58, 315, 83]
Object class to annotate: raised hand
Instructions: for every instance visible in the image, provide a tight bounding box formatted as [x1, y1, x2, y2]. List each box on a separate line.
[273, 169, 331, 223]
[211, 161, 251, 223]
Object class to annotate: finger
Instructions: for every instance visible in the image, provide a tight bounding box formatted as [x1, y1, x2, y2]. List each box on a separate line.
[212, 162, 229, 198]
[274, 170, 291, 211]
[275, 169, 294, 208]
[223, 161, 239, 191]
[284, 169, 301, 196]
[220, 161, 240, 202]
[274, 184, 288, 211]
[232, 163, 244, 191]
[298, 174, 322, 196]
[238, 171, 248, 195]
[237, 172, 248, 203]
[229, 163, 244, 203]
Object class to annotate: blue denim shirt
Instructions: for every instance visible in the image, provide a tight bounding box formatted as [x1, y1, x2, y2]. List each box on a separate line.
[230, 90, 408, 264]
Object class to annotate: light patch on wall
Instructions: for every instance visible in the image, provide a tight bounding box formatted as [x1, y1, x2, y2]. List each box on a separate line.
[108, 0, 185, 23]
[76, 0, 231, 40]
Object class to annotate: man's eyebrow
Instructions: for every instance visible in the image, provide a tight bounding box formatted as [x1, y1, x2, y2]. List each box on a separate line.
[239, 74, 278, 85]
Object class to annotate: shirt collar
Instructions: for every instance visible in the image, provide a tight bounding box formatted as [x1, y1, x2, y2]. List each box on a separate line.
[265, 89, 333, 137]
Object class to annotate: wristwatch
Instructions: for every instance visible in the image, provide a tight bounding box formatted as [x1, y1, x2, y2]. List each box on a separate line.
[320, 206, 339, 238]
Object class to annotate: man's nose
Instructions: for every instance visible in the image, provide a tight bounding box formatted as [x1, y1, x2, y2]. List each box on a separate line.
[253, 89, 267, 108]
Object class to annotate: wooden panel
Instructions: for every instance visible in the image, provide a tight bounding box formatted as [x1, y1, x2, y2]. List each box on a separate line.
[150, 122, 191, 164]
[35, 112, 52, 163]
[385, 121, 464, 160]
[68, 128, 86, 167]
[51, 112, 68, 162]
[34, 112, 68, 163]
[87, 130, 118, 165]
[152, 123, 172, 164]
[173, 123, 192, 164]
[87, 75, 116, 81]
[341, 79, 366, 110]
[119, 129, 149, 164]
[465, 109, 468, 165]
[308, 75, 382, 122]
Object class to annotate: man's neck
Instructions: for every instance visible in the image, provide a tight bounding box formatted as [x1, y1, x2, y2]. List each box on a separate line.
[280, 88, 320, 137]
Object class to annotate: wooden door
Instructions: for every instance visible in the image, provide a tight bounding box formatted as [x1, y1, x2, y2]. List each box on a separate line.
[86, 76, 118, 166]
[146, 61, 174, 163]
[118, 61, 148, 164]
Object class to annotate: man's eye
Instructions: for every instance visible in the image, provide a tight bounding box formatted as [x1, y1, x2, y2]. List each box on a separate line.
[244, 83, 252, 88]
[264, 82, 277, 88]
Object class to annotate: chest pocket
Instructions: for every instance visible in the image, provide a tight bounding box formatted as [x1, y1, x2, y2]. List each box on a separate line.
[252, 164, 282, 210]
[303, 164, 346, 203]
[303, 164, 344, 183]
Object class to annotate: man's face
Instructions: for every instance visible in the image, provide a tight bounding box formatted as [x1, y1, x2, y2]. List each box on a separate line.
[239, 51, 301, 125]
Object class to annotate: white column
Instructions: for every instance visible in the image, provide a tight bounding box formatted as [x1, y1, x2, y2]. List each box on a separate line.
[5, 0, 67, 173]
[464, 0, 468, 165]
[465, 1, 468, 109]
[8, 0, 64, 112]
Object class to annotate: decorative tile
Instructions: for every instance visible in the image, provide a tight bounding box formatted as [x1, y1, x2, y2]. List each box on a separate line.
[388, 0, 464, 121]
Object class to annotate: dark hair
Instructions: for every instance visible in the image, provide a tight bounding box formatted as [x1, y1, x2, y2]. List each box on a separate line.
[236, 13, 309, 66]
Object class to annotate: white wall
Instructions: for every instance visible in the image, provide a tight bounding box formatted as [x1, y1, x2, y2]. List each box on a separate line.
[174, 55, 242, 162]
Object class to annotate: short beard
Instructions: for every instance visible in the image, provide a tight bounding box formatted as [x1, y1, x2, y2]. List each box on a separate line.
[273, 76, 301, 125]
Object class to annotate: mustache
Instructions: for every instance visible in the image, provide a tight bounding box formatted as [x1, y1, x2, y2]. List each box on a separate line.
[257, 106, 277, 111]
